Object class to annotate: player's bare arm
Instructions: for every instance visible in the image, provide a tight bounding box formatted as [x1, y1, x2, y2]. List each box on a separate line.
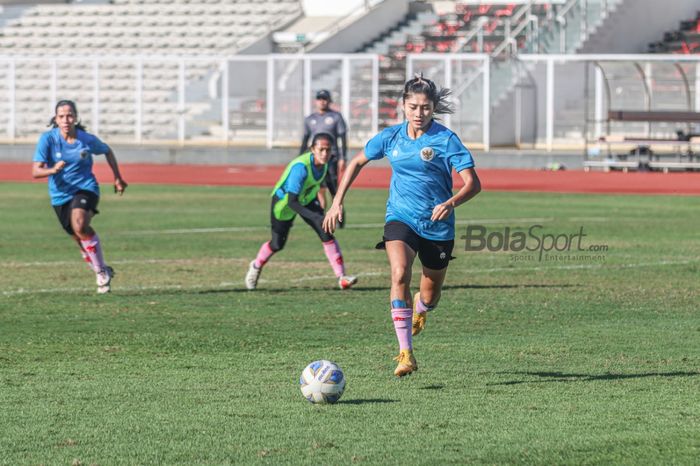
[105, 149, 128, 195]
[323, 151, 370, 233]
[32, 160, 66, 178]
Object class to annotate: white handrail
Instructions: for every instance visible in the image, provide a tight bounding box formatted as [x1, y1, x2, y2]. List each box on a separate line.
[491, 6, 535, 57]
[451, 16, 489, 53]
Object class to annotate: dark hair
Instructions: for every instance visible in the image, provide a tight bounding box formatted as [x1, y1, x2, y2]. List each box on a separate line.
[48, 99, 87, 131]
[402, 74, 454, 115]
[311, 132, 334, 146]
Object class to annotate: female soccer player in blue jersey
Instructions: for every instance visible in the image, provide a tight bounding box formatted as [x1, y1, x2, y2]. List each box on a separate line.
[245, 132, 357, 291]
[323, 76, 481, 377]
[32, 100, 127, 294]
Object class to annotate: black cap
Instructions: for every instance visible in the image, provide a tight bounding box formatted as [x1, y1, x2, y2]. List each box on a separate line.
[315, 90, 332, 101]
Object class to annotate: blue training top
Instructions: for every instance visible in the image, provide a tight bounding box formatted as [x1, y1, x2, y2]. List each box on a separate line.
[274, 154, 325, 198]
[33, 128, 111, 206]
[364, 120, 475, 241]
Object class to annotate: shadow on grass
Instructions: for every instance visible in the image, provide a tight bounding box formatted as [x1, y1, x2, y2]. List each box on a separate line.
[420, 384, 445, 390]
[336, 399, 399, 405]
[252, 283, 578, 293]
[444, 284, 577, 291]
[490, 370, 700, 386]
[112, 283, 576, 297]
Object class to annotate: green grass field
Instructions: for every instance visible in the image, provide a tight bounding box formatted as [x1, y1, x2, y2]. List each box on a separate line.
[1, 181, 699, 465]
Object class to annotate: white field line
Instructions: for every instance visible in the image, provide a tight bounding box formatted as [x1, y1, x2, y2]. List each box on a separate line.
[117, 217, 555, 236]
[2, 257, 249, 268]
[1, 260, 694, 297]
[1, 216, 554, 268]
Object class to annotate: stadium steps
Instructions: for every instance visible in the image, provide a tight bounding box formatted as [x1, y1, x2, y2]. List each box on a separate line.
[648, 10, 700, 53]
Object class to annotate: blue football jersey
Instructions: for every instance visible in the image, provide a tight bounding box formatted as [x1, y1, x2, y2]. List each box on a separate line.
[274, 154, 325, 198]
[33, 128, 111, 206]
[364, 121, 475, 240]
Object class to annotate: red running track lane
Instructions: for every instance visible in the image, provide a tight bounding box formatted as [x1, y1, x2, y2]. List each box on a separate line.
[3, 162, 699, 195]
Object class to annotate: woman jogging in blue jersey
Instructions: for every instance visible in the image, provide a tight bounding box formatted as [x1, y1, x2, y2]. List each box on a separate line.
[323, 75, 481, 377]
[245, 132, 357, 291]
[32, 100, 127, 294]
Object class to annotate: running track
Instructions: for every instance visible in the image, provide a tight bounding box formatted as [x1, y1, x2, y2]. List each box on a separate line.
[3, 162, 699, 195]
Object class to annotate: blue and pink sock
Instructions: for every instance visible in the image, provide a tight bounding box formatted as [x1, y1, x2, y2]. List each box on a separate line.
[415, 295, 436, 315]
[391, 299, 412, 351]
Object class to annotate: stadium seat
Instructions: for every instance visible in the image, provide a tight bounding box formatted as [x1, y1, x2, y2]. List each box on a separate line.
[649, 10, 700, 54]
[0, 0, 302, 139]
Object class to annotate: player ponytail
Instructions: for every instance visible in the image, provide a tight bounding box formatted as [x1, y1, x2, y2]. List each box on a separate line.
[48, 99, 87, 131]
[402, 74, 454, 116]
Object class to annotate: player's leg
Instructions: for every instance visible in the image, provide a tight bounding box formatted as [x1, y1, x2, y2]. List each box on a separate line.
[74, 236, 96, 271]
[246, 203, 293, 290]
[54, 199, 94, 271]
[300, 199, 356, 289]
[412, 237, 454, 336]
[69, 192, 112, 293]
[383, 221, 420, 376]
[412, 266, 447, 336]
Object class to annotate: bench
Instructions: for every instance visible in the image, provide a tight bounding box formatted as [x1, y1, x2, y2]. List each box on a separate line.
[586, 110, 700, 172]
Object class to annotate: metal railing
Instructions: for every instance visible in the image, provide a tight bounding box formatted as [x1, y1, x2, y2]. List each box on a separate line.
[0, 53, 379, 148]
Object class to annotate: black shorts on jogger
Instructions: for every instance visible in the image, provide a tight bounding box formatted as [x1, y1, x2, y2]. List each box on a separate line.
[377, 221, 454, 270]
[53, 190, 100, 235]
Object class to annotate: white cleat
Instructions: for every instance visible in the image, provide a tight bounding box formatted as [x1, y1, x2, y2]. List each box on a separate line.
[96, 266, 114, 294]
[245, 260, 261, 290]
[338, 275, 357, 290]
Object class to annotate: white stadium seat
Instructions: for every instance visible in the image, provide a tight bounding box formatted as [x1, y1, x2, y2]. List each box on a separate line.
[0, 0, 302, 139]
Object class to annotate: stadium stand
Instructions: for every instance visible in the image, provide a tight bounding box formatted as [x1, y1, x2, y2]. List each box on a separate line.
[648, 10, 700, 54]
[357, 2, 558, 127]
[0, 0, 302, 140]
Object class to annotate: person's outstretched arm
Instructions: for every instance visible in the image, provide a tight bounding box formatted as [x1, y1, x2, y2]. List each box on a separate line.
[322, 150, 371, 233]
[104, 148, 128, 195]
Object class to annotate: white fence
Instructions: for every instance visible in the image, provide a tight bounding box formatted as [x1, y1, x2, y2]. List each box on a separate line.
[2, 52, 699, 152]
[0, 53, 379, 148]
[514, 54, 700, 151]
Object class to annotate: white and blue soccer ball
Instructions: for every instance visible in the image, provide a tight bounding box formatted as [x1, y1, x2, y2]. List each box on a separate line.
[299, 360, 346, 404]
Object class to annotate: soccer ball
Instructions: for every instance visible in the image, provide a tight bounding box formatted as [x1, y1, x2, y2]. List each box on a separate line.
[299, 360, 346, 404]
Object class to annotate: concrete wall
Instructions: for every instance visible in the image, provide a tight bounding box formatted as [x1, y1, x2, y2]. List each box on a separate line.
[1, 143, 584, 169]
[308, 0, 410, 53]
[581, 0, 700, 53]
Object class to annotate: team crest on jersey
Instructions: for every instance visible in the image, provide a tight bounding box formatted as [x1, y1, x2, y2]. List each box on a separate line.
[392, 149, 399, 157]
[56, 152, 62, 159]
[324, 116, 334, 126]
[309, 119, 317, 126]
[420, 147, 434, 161]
